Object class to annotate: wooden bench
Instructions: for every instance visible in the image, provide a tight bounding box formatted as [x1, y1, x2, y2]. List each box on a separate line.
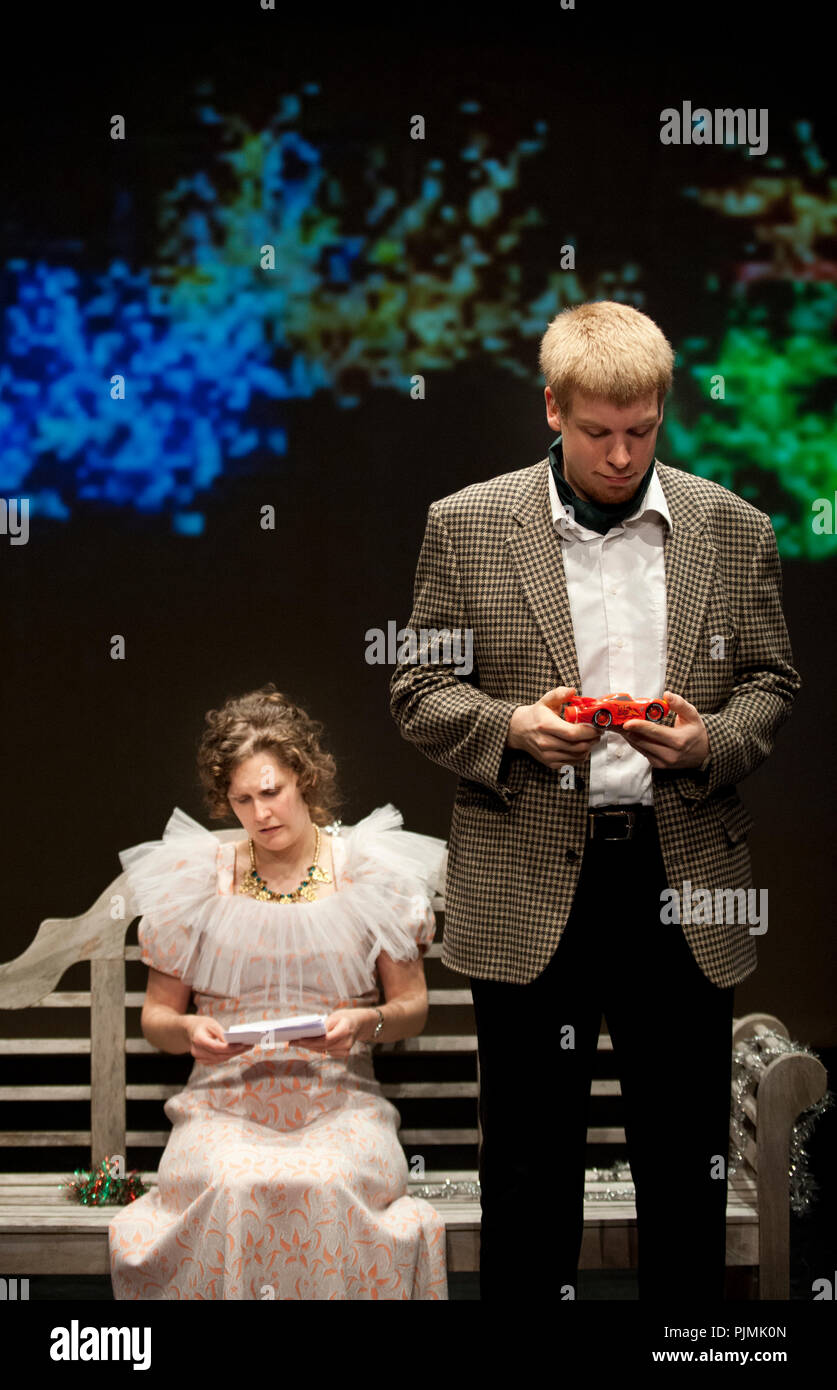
[0, 827, 827, 1299]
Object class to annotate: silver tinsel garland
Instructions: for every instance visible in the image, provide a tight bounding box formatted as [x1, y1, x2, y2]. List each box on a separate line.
[410, 1029, 832, 1212]
[727, 1027, 833, 1216]
[409, 1166, 635, 1204]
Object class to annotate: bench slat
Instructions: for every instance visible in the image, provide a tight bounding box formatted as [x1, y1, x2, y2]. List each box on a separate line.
[0, 1184, 761, 1211]
[0, 1124, 632, 1148]
[0, 1132, 93, 1146]
[32, 990, 472, 1009]
[2, 1081, 484, 1102]
[0, 1168, 477, 1187]
[0, 1087, 92, 1101]
[0, 1036, 484, 1055]
[0, 1196, 760, 1226]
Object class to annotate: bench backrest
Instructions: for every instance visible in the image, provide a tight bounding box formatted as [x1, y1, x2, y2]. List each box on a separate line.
[0, 831, 822, 1191]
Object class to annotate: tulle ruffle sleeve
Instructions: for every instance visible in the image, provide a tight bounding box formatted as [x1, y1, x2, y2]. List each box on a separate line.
[336, 803, 447, 967]
[118, 807, 220, 985]
[117, 803, 447, 1009]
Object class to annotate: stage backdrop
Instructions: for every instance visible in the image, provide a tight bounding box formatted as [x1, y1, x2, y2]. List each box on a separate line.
[1, 20, 835, 1054]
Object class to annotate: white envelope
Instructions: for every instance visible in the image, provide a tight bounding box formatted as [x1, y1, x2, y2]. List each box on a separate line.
[223, 1015, 328, 1045]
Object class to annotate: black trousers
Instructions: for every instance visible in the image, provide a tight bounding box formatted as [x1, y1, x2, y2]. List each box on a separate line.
[469, 814, 735, 1302]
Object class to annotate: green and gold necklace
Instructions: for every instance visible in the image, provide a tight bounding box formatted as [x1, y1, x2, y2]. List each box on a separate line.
[238, 824, 332, 903]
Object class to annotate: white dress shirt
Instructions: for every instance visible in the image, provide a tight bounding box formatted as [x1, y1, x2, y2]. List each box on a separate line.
[548, 461, 672, 807]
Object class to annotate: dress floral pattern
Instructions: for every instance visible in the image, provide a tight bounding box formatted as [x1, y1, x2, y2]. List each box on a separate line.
[108, 804, 449, 1300]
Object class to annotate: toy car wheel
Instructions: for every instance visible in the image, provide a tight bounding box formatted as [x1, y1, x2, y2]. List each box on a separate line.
[593, 709, 612, 728]
[645, 702, 665, 722]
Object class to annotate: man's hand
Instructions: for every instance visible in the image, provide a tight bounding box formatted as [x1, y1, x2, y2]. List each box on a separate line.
[507, 687, 601, 767]
[620, 690, 709, 769]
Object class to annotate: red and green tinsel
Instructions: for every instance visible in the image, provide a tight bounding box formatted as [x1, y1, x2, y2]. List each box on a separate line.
[62, 1155, 148, 1206]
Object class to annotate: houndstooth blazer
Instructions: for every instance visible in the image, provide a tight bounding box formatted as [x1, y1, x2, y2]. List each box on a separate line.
[389, 457, 801, 989]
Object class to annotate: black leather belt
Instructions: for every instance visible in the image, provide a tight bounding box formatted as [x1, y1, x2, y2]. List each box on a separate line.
[587, 804, 656, 842]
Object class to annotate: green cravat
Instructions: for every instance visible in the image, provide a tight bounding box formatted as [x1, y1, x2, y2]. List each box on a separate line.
[548, 435, 656, 535]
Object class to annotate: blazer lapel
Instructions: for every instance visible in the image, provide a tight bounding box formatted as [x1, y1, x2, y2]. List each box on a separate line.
[504, 458, 717, 700]
[506, 461, 582, 689]
[656, 462, 717, 698]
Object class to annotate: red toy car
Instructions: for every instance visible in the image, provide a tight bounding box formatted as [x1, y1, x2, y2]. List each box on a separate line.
[559, 692, 670, 729]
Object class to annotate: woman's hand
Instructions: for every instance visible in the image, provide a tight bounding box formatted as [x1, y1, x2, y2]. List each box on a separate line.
[298, 1008, 375, 1058]
[186, 1015, 252, 1063]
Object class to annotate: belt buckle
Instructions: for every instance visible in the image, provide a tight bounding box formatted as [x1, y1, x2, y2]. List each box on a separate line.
[589, 809, 636, 841]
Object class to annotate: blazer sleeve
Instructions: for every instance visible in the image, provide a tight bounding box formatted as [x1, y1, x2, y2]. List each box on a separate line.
[389, 502, 520, 800]
[676, 514, 802, 804]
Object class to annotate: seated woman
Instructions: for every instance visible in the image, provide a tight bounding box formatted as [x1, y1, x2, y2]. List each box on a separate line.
[108, 683, 448, 1300]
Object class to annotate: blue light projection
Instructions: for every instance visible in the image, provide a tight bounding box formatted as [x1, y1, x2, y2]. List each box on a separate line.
[0, 85, 834, 551]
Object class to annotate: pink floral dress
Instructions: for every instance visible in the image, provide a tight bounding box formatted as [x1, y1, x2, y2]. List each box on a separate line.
[108, 804, 449, 1300]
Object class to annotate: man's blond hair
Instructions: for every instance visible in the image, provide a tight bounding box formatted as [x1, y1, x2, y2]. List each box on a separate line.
[538, 301, 676, 421]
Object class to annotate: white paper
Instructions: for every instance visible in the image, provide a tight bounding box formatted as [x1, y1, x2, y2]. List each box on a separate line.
[223, 1014, 328, 1045]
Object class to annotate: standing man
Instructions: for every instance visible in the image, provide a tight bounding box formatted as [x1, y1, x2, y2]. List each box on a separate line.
[389, 301, 801, 1302]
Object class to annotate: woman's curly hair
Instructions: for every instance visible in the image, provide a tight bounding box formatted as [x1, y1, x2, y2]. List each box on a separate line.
[197, 684, 340, 825]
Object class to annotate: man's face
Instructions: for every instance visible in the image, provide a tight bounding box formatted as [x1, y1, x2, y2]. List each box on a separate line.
[544, 388, 663, 505]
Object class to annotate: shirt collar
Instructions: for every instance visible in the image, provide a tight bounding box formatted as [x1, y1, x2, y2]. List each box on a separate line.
[547, 455, 672, 538]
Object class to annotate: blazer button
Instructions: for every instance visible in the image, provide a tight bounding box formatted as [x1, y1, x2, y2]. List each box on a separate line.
[565, 849, 580, 863]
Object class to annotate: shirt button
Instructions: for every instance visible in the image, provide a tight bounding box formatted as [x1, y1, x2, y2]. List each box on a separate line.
[565, 849, 580, 863]
[616, 638, 624, 648]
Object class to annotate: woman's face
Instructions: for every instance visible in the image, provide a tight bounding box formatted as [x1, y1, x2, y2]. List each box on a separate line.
[226, 752, 312, 853]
